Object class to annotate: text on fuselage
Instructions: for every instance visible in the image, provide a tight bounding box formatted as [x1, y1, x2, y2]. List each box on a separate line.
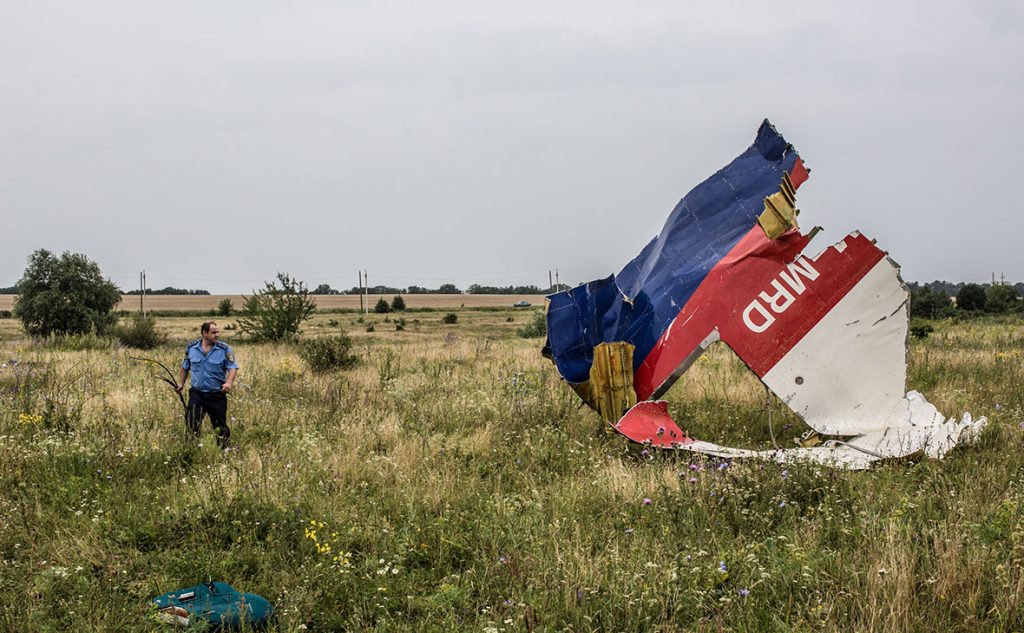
[741, 258, 820, 333]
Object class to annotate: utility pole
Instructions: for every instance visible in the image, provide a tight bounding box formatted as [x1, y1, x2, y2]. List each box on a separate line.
[364, 269, 369, 314]
[139, 270, 147, 316]
[549, 270, 553, 293]
[555, 269, 560, 293]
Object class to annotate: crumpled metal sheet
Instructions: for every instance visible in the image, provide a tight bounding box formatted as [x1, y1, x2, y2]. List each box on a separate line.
[543, 120, 986, 469]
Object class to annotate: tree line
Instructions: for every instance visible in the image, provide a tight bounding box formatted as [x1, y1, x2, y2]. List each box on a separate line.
[909, 281, 1021, 318]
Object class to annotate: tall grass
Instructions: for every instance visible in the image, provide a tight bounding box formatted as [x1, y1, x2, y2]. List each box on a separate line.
[0, 313, 1021, 631]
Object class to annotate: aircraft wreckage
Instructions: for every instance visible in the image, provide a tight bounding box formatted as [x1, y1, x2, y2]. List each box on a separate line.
[543, 120, 986, 469]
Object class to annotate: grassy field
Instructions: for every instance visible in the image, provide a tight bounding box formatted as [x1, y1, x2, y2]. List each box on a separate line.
[0, 310, 1022, 631]
[0, 294, 545, 313]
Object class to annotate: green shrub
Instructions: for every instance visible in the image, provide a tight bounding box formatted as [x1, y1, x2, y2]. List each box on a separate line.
[237, 273, 317, 342]
[517, 311, 547, 338]
[217, 298, 234, 316]
[909, 319, 935, 340]
[113, 314, 167, 349]
[298, 333, 359, 372]
[395, 317, 406, 331]
[441, 313, 458, 324]
[374, 298, 391, 314]
[391, 295, 406, 311]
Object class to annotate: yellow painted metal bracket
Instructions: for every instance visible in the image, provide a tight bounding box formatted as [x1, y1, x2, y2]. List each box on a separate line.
[757, 172, 800, 240]
[581, 341, 637, 423]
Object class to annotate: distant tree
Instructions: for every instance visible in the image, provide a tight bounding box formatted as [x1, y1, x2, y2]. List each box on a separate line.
[438, 284, 460, 294]
[391, 295, 406, 311]
[956, 284, 987, 312]
[14, 249, 121, 337]
[910, 286, 952, 319]
[217, 298, 234, 317]
[374, 297, 391, 313]
[237, 273, 316, 341]
[312, 284, 338, 295]
[985, 284, 1019, 313]
[0, 285, 18, 294]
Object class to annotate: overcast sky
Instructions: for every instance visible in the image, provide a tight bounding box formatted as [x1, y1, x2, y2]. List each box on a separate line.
[2, 1, 1021, 293]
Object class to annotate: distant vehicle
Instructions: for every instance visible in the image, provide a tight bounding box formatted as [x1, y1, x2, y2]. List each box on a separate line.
[513, 300, 531, 307]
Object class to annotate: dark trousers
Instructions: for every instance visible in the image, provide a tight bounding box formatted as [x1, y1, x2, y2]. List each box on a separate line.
[186, 389, 231, 447]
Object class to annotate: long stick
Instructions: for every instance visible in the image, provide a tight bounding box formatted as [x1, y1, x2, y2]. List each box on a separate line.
[128, 356, 187, 410]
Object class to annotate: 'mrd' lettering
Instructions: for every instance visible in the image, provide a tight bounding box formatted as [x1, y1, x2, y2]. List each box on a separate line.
[742, 258, 820, 333]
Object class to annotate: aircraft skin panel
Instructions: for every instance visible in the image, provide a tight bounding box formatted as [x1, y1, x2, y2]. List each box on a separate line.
[634, 230, 886, 400]
[760, 255, 909, 435]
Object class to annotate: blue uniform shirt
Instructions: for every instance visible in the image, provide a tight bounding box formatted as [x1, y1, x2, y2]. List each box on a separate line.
[181, 340, 239, 393]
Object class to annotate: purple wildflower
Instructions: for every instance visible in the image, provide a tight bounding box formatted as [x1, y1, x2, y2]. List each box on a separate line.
[643, 498, 652, 506]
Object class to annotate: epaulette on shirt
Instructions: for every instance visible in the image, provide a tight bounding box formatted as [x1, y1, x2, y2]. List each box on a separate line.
[186, 339, 202, 351]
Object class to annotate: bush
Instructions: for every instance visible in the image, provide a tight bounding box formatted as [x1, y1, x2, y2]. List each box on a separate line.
[441, 313, 458, 324]
[237, 273, 317, 342]
[14, 249, 121, 337]
[395, 317, 406, 331]
[391, 295, 406, 311]
[517, 311, 547, 338]
[298, 334, 359, 372]
[909, 319, 934, 340]
[374, 298, 391, 314]
[113, 314, 167, 349]
[217, 298, 234, 317]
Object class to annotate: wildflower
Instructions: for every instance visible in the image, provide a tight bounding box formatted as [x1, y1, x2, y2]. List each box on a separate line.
[624, 528, 634, 535]
[781, 469, 789, 479]
[640, 449, 650, 458]
[689, 463, 700, 471]
[656, 426, 665, 436]
[718, 561, 727, 573]
[689, 477, 698, 484]
[739, 588, 750, 597]
[643, 498, 652, 506]
[498, 556, 507, 564]
[996, 403, 1003, 411]
[716, 461, 729, 471]
[778, 500, 786, 508]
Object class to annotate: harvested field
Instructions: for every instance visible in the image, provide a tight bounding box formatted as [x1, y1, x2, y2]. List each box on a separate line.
[0, 294, 545, 312]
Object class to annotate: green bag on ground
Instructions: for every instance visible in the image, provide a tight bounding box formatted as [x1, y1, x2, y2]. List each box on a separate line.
[152, 581, 273, 629]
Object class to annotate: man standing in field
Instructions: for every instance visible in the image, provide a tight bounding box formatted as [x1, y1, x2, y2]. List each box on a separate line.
[176, 321, 238, 448]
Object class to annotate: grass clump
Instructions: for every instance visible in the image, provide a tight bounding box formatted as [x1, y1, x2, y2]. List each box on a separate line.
[298, 333, 359, 372]
[441, 313, 458, 324]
